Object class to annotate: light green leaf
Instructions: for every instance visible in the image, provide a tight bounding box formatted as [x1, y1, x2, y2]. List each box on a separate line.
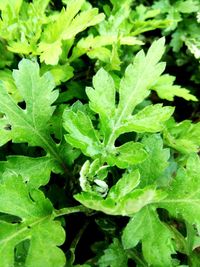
[0, 175, 66, 267]
[122, 104, 174, 133]
[98, 239, 128, 267]
[152, 74, 198, 101]
[106, 142, 148, 168]
[160, 154, 200, 226]
[75, 184, 166, 216]
[63, 109, 102, 157]
[122, 206, 174, 266]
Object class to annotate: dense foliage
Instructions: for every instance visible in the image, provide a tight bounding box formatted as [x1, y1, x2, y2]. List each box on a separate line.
[0, 0, 200, 266]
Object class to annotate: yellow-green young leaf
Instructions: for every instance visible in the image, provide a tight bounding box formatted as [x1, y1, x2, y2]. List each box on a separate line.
[106, 142, 148, 168]
[98, 239, 128, 267]
[151, 74, 198, 101]
[41, 64, 74, 86]
[63, 109, 102, 157]
[0, 175, 66, 267]
[69, 35, 143, 62]
[121, 104, 174, 133]
[38, 0, 104, 64]
[122, 206, 175, 266]
[0, 156, 56, 188]
[160, 154, 200, 226]
[0, 0, 22, 13]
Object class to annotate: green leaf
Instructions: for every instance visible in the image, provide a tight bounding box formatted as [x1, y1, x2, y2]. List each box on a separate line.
[98, 239, 128, 267]
[63, 109, 102, 157]
[108, 169, 140, 200]
[117, 37, 165, 119]
[86, 38, 167, 149]
[160, 154, 200, 226]
[164, 119, 200, 153]
[86, 68, 115, 138]
[122, 104, 174, 133]
[152, 74, 198, 101]
[0, 175, 66, 267]
[0, 59, 57, 146]
[132, 134, 170, 187]
[0, 116, 12, 146]
[0, 59, 66, 168]
[0, 156, 56, 188]
[122, 206, 175, 266]
[106, 142, 148, 168]
[174, 0, 199, 13]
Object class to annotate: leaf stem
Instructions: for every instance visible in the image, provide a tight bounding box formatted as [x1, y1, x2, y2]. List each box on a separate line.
[127, 249, 147, 267]
[54, 205, 92, 217]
